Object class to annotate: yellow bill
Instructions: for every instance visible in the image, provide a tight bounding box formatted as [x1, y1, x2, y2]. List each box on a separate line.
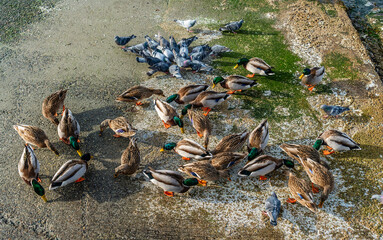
[234, 64, 239, 69]
[77, 149, 83, 157]
[180, 127, 185, 134]
[212, 83, 216, 89]
[299, 74, 304, 79]
[160, 148, 165, 152]
[41, 195, 47, 202]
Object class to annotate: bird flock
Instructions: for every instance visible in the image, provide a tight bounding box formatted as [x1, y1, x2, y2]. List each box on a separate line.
[14, 18, 381, 228]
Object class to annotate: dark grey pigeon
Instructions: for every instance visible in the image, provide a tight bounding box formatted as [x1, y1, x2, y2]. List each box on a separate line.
[115, 35, 136, 46]
[162, 48, 174, 62]
[190, 44, 211, 61]
[152, 50, 169, 63]
[123, 42, 148, 54]
[136, 56, 161, 66]
[219, 19, 244, 33]
[147, 62, 171, 76]
[174, 19, 197, 32]
[173, 50, 191, 68]
[263, 191, 281, 226]
[169, 65, 182, 79]
[178, 36, 198, 48]
[189, 60, 213, 72]
[210, 45, 231, 56]
[144, 35, 159, 50]
[156, 33, 170, 49]
[321, 105, 350, 118]
[169, 36, 179, 53]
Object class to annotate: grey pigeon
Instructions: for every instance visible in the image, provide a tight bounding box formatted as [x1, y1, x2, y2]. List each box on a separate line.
[169, 36, 179, 53]
[144, 35, 159, 50]
[161, 48, 174, 62]
[189, 60, 212, 72]
[179, 45, 189, 59]
[321, 105, 350, 118]
[178, 36, 198, 48]
[169, 65, 183, 79]
[147, 62, 171, 76]
[123, 42, 148, 54]
[263, 192, 281, 226]
[156, 33, 170, 49]
[115, 35, 136, 46]
[219, 19, 244, 33]
[190, 44, 211, 61]
[136, 56, 161, 66]
[174, 19, 197, 32]
[173, 50, 191, 68]
[372, 192, 383, 205]
[152, 49, 170, 63]
[210, 45, 231, 56]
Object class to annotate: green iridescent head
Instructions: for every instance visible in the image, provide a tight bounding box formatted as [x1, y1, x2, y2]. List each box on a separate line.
[213, 76, 225, 85]
[302, 68, 311, 75]
[173, 116, 184, 134]
[313, 139, 323, 150]
[237, 58, 249, 66]
[181, 104, 192, 117]
[162, 142, 177, 151]
[183, 178, 199, 186]
[69, 136, 79, 150]
[247, 147, 258, 161]
[32, 179, 47, 202]
[283, 159, 295, 168]
[166, 94, 179, 103]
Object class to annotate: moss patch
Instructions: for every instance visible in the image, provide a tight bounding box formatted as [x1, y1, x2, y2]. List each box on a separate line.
[323, 52, 358, 80]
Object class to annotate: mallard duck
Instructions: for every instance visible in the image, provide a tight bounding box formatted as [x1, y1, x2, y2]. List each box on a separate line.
[18, 144, 47, 202]
[299, 156, 334, 208]
[49, 153, 92, 190]
[286, 171, 317, 213]
[160, 138, 212, 161]
[187, 109, 212, 149]
[181, 91, 230, 117]
[116, 85, 165, 106]
[316, 129, 361, 155]
[99, 116, 137, 138]
[178, 160, 230, 182]
[234, 58, 274, 77]
[247, 119, 269, 160]
[114, 138, 140, 177]
[143, 167, 206, 197]
[58, 108, 80, 147]
[13, 124, 59, 156]
[238, 155, 294, 180]
[299, 67, 325, 92]
[280, 143, 330, 169]
[166, 84, 209, 104]
[211, 152, 247, 170]
[211, 130, 249, 155]
[42, 89, 67, 125]
[212, 75, 257, 94]
[154, 99, 184, 133]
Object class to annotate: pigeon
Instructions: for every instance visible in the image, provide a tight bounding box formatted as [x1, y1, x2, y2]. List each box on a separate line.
[219, 19, 244, 34]
[321, 105, 350, 118]
[123, 42, 148, 54]
[144, 35, 159, 50]
[173, 50, 191, 68]
[136, 56, 162, 66]
[372, 192, 383, 204]
[263, 192, 281, 226]
[169, 36, 179, 53]
[156, 33, 170, 49]
[114, 35, 136, 46]
[147, 62, 171, 76]
[190, 60, 213, 72]
[169, 65, 183, 79]
[178, 36, 198, 48]
[174, 19, 197, 32]
[190, 44, 211, 61]
[210, 45, 231, 56]
[179, 45, 189, 58]
[161, 48, 174, 62]
[152, 49, 170, 63]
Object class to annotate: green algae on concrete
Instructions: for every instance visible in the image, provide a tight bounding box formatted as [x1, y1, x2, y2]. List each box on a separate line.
[323, 52, 359, 80]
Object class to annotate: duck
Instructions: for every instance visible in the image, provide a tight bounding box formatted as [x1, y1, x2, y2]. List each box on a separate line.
[280, 143, 330, 169]
[13, 124, 59, 156]
[143, 167, 206, 197]
[212, 75, 257, 94]
[114, 138, 140, 178]
[115, 85, 165, 106]
[211, 130, 249, 155]
[154, 99, 184, 133]
[234, 58, 274, 77]
[286, 171, 317, 213]
[49, 153, 92, 190]
[187, 109, 212, 149]
[166, 84, 209, 104]
[211, 152, 247, 171]
[178, 160, 230, 182]
[299, 156, 334, 208]
[316, 129, 361, 155]
[99, 116, 137, 138]
[160, 138, 212, 161]
[247, 119, 269, 160]
[57, 108, 80, 141]
[181, 91, 230, 117]
[238, 155, 294, 180]
[42, 89, 67, 125]
[18, 144, 47, 202]
[299, 67, 325, 92]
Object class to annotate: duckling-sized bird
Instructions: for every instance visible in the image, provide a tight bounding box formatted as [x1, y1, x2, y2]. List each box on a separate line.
[166, 84, 209, 105]
[174, 19, 197, 32]
[114, 35, 136, 46]
[211, 131, 249, 155]
[116, 85, 165, 106]
[187, 109, 212, 149]
[143, 167, 206, 197]
[42, 89, 67, 125]
[161, 138, 212, 161]
[181, 91, 230, 117]
[154, 99, 184, 133]
[49, 153, 92, 190]
[219, 19, 244, 34]
[18, 144, 47, 202]
[58, 108, 80, 144]
[316, 129, 361, 155]
[212, 75, 257, 94]
[178, 160, 230, 182]
[238, 155, 294, 180]
[286, 171, 317, 213]
[299, 156, 334, 208]
[321, 105, 350, 118]
[299, 67, 325, 92]
[13, 124, 59, 156]
[115, 138, 140, 178]
[263, 192, 281, 226]
[247, 119, 269, 160]
[99, 117, 137, 138]
[211, 152, 247, 171]
[234, 58, 274, 77]
[280, 143, 330, 170]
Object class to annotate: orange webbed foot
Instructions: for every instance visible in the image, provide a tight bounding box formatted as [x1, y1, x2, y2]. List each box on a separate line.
[227, 91, 236, 94]
[164, 191, 174, 197]
[323, 150, 335, 155]
[312, 183, 320, 194]
[37, 177, 42, 183]
[286, 198, 297, 204]
[308, 86, 315, 92]
[162, 121, 172, 129]
[113, 134, 121, 138]
[182, 157, 191, 161]
[75, 177, 85, 183]
[136, 101, 143, 106]
[246, 74, 255, 78]
[197, 179, 207, 186]
[259, 176, 267, 181]
[197, 131, 203, 138]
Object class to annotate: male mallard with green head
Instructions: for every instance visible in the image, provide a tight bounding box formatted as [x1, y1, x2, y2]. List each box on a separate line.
[234, 58, 274, 77]
[299, 67, 325, 92]
[154, 99, 184, 133]
[212, 75, 257, 94]
[160, 138, 212, 161]
[58, 109, 82, 156]
[166, 84, 209, 104]
[315, 129, 361, 155]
